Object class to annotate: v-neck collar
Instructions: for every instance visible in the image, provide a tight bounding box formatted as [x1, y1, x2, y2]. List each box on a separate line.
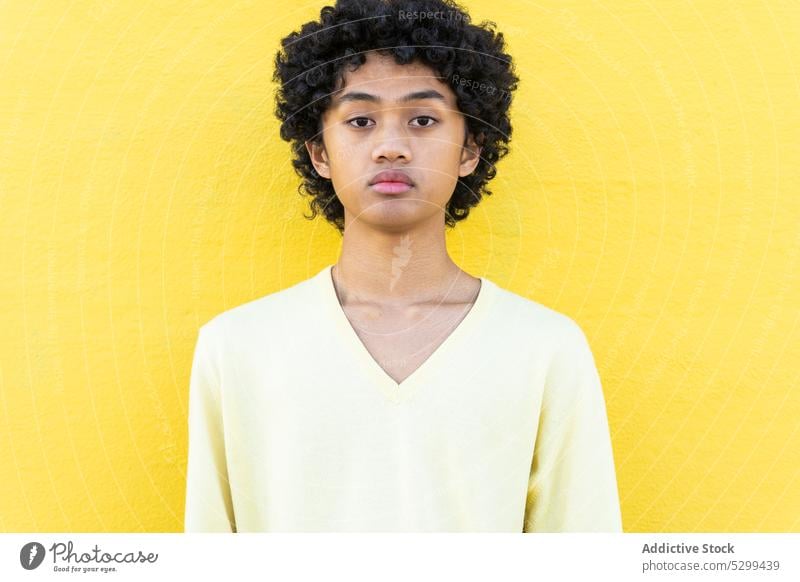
[315, 263, 494, 403]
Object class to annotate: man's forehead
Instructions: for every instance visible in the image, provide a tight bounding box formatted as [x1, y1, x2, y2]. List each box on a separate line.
[332, 87, 450, 106]
[332, 54, 453, 102]
[342, 52, 437, 79]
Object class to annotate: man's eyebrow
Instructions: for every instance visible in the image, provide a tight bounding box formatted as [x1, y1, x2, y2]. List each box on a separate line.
[335, 89, 447, 105]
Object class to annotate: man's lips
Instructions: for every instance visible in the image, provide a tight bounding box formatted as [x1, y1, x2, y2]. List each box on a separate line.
[369, 170, 414, 194]
[371, 181, 413, 194]
[369, 170, 413, 185]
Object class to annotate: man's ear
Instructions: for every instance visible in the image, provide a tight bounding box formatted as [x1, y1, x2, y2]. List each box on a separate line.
[458, 132, 483, 177]
[305, 138, 331, 179]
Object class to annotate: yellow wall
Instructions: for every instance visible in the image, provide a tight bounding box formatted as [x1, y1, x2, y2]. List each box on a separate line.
[1, 0, 798, 532]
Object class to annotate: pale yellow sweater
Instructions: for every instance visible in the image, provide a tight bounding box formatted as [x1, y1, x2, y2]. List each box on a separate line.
[184, 264, 623, 532]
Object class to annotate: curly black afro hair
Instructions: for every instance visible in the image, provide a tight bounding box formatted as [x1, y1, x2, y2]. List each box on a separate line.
[273, 0, 519, 234]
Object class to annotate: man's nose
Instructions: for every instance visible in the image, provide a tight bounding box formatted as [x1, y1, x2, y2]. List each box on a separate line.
[371, 126, 413, 163]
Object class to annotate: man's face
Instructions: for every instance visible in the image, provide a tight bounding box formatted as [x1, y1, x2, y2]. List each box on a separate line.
[306, 52, 481, 232]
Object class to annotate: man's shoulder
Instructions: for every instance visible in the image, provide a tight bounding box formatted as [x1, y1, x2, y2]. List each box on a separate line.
[487, 278, 588, 346]
[199, 269, 323, 338]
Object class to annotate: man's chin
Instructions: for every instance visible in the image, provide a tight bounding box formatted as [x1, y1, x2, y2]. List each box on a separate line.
[344, 202, 443, 233]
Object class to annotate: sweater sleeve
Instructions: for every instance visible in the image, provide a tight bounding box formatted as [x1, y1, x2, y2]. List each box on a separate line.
[184, 324, 237, 532]
[523, 321, 623, 532]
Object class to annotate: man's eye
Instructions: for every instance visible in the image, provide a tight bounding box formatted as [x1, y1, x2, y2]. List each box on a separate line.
[346, 116, 438, 128]
[347, 117, 374, 128]
[410, 116, 438, 127]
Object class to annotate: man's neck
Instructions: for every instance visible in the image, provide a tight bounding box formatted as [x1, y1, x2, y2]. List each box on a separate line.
[332, 218, 468, 307]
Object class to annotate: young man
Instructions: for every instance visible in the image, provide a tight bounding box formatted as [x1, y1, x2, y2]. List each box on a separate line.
[184, 0, 623, 532]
